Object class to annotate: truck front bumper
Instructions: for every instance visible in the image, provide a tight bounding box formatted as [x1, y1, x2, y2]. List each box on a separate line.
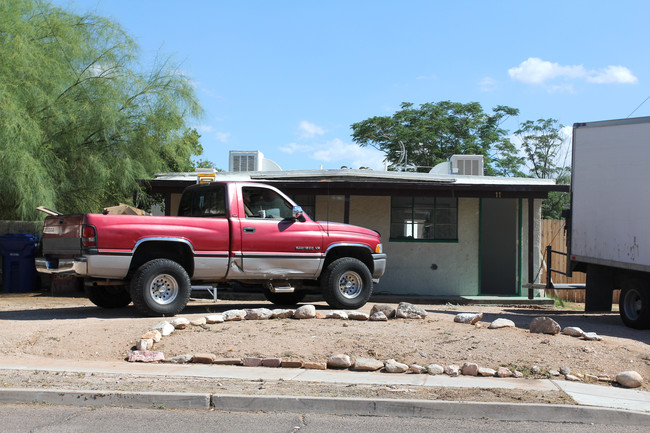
[372, 253, 387, 282]
[35, 257, 88, 276]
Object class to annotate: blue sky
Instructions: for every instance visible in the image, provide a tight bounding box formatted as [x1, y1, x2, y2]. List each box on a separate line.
[53, 0, 650, 172]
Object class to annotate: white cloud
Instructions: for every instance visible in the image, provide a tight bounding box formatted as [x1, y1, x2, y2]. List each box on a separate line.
[508, 57, 638, 87]
[279, 138, 386, 170]
[508, 58, 585, 84]
[479, 76, 497, 92]
[298, 121, 326, 139]
[215, 132, 230, 143]
[312, 139, 386, 169]
[587, 65, 638, 84]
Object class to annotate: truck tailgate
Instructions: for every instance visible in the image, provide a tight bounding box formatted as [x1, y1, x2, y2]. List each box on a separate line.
[42, 214, 85, 255]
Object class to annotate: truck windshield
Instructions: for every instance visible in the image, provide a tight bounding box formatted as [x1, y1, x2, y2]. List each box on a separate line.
[178, 185, 226, 217]
[243, 187, 294, 219]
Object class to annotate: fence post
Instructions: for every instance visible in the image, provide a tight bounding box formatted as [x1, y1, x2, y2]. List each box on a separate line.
[546, 245, 554, 289]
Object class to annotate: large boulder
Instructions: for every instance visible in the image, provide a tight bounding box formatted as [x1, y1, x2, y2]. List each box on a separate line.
[294, 305, 317, 319]
[353, 358, 384, 371]
[455, 313, 483, 325]
[370, 304, 396, 319]
[327, 354, 352, 369]
[529, 317, 561, 335]
[384, 359, 409, 373]
[396, 302, 427, 319]
[616, 371, 643, 388]
[245, 308, 273, 320]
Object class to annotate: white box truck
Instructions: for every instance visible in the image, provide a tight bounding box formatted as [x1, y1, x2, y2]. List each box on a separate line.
[568, 116, 650, 328]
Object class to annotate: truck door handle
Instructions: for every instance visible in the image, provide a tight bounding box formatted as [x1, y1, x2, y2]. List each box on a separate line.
[243, 227, 255, 233]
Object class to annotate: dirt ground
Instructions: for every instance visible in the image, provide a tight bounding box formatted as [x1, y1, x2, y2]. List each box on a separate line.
[0, 292, 648, 403]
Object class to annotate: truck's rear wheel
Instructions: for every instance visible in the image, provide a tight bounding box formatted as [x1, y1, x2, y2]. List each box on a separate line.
[320, 257, 372, 309]
[131, 259, 191, 317]
[619, 279, 650, 329]
[263, 288, 307, 306]
[85, 284, 131, 309]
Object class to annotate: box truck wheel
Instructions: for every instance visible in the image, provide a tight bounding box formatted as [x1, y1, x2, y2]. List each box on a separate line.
[619, 279, 650, 329]
[84, 283, 131, 309]
[320, 257, 372, 309]
[131, 259, 191, 317]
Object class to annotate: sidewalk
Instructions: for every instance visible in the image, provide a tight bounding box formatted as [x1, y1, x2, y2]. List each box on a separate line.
[0, 358, 648, 424]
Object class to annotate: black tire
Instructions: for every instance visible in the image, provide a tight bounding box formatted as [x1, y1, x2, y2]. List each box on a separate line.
[320, 257, 372, 309]
[130, 259, 191, 317]
[619, 279, 650, 329]
[263, 288, 307, 306]
[84, 284, 132, 309]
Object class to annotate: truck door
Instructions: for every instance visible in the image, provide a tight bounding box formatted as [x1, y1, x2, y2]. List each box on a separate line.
[239, 186, 323, 279]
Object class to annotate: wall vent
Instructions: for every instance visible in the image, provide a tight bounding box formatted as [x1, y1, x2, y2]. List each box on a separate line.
[229, 151, 263, 172]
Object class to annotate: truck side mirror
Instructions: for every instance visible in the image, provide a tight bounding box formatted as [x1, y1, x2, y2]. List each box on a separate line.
[292, 206, 306, 222]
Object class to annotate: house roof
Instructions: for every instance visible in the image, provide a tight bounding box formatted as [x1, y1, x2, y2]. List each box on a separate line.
[147, 169, 568, 198]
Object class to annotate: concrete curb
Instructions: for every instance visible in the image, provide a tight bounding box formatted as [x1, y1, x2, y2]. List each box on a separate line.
[1, 388, 649, 425]
[0, 388, 210, 410]
[211, 394, 650, 425]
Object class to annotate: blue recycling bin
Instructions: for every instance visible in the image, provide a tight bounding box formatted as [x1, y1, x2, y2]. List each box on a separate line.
[0, 234, 37, 293]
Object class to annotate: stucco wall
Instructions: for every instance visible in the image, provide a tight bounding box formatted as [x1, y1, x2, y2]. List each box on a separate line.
[346, 196, 480, 297]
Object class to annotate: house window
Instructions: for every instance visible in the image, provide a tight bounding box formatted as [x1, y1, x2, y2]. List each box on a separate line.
[390, 196, 458, 241]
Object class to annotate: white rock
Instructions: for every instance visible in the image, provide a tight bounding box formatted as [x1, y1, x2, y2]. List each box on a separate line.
[245, 308, 273, 320]
[489, 318, 515, 329]
[152, 321, 175, 336]
[565, 374, 581, 382]
[141, 330, 162, 343]
[513, 370, 524, 378]
[497, 367, 513, 378]
[583, 332, 602, 341]
[327, 354, 352, 369]
[478, 367, 496, 377]
[445, 365, 460, 376]
[529, 317, 561, 335]
[369, 311, 388, 321]
[396, 302, 427, 319]
[326, 311, 348, 320]
[616, 371, 643, 388]
[562, 326, 585, 337]
[222, 309, 246, 321]
[205, 314, 224, 324]
[136, 338, 153, 351]
[271, 309, 295, 319]
[348, 311, 370, 321]
[427, 364, 445, 375]
[409, 364, 427, 374]
[454, 312, 483, 324]
[370, 304, 396, 319]
[170, 318, 190, 329]
[353, 358, 384, 371]
[293, 305, 317, 319]
[384, 359, 409, 373]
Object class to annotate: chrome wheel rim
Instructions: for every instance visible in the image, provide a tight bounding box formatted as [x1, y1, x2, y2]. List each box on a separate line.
[623, 289, 642, 321]
[338, 271, 363, 299]
[149, 274, 179, 305]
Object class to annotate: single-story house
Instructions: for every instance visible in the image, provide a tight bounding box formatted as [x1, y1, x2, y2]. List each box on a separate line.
[144, 167, 568, 301]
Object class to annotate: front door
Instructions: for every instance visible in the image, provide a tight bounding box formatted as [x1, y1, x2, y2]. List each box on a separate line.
[480, 198, 519, 295]
[239, 186, 324, 279]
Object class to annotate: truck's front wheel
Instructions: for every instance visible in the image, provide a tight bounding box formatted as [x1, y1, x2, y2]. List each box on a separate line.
[619, 279, 650, 329]
[131, 259, 191, 317]
[320, 257, 372, 309]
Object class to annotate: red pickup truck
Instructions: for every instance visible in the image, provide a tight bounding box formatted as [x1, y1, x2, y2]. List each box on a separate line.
[36, 181, 386, 316]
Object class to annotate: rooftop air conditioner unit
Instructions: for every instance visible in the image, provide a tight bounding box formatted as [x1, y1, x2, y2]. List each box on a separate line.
[229, 151, 263, 172]
[451, 155, 484, 176]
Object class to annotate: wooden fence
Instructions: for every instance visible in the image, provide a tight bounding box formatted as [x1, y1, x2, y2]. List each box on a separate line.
[540, 219, 619, 304]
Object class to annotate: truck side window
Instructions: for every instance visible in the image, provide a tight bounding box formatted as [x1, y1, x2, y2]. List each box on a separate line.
[178, 185, 226, 217]
[243, 187, 293, 219]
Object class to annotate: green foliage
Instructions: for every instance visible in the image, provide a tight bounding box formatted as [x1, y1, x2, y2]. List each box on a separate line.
[513, 119, 570, 219]
[0, 0, 204, 220]
[350, 101, 519, 173]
